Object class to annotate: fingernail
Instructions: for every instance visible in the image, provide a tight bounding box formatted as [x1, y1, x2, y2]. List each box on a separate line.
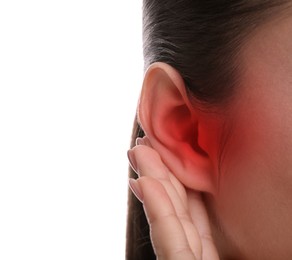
[127, 149, 138, 174]
[129, 178, 143, 202]
[136, 137, 144, 146]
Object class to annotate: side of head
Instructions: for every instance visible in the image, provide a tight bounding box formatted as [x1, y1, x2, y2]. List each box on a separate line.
[127, 1, 292, 259]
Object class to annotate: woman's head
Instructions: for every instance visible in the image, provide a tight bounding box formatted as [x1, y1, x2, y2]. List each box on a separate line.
[127, 1, 292, 259]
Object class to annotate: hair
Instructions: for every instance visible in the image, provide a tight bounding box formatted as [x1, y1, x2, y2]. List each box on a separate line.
[126, 1, 291, 259]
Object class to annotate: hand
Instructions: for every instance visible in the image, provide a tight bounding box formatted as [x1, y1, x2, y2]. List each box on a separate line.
[128, 137, 220, 260]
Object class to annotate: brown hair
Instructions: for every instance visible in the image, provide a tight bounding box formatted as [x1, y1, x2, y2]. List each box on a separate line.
[126, 1, 291, 259]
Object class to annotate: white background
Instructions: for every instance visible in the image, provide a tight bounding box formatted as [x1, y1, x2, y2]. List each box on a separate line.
[0, 1, 143, 259]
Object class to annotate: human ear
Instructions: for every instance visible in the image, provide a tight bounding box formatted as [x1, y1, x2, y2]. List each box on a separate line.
[138, 62, 217, 194]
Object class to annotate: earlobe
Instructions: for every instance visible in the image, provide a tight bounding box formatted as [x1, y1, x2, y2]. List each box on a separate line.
[138, 62, 218, 194]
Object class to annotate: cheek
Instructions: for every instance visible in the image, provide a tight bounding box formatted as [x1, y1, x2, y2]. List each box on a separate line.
[213, 111, 292, 258]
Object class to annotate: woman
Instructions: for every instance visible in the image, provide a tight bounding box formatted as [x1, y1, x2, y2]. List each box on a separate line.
[126, 0, 292, 259]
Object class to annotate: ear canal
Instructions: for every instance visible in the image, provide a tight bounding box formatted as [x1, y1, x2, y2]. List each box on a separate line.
[164, 104, 209, 158]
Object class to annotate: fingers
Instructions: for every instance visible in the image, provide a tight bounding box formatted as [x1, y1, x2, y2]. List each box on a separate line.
[135, 137, 188, 205]
[129, 145, 192, 231]
[137, 177, 197, 260]
[187, 191, 220, 260]
[136, 136, 152, 147]
[130, 144, 188, 208]
[127, 137, 220, 260]
[128, 143, 201, 260]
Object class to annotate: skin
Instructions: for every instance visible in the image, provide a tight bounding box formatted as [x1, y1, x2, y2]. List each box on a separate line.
[128, 12, 292, 260]
[209, 13, 292, 259]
